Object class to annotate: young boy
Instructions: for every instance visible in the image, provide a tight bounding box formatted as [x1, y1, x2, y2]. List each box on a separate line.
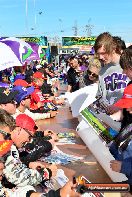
[30, 72, 58, 113]
[12, 85, 56, 120]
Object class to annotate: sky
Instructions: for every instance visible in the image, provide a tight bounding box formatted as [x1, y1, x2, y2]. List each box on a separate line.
[0, 0, 132, 43]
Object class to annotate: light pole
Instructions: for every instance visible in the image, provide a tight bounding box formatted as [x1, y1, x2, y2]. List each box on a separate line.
[25, 0, 28, 33]
[34, 0, 37, 31]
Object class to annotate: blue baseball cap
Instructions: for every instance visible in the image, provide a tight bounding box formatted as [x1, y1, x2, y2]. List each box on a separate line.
[12, 86, 34, 103]
[14, 74, 25, 81]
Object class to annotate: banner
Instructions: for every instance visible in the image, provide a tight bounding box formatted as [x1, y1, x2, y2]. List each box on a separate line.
[18, 36, 48, 47]
[62, 37, 96, 49]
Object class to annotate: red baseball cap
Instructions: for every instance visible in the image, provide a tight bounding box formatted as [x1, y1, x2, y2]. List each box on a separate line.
[33, 72, 44, 79]
[15, 114, 38, 135]
[114, 84, 132, 109]
[14, 79, 29, 87]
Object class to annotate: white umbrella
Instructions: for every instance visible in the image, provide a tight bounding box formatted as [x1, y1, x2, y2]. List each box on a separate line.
[0, 42, 22, 71]
[0, 37, 39, 71]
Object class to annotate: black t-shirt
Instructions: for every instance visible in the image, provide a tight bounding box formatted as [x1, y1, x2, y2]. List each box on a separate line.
[25, 69, 33, 83]
[19, 136, 52, 166]
[41, 81, 53, 96]
[67, 67, 79, 92]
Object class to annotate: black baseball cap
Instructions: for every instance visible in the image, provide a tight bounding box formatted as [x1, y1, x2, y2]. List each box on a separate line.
[0, 87, 18, 104]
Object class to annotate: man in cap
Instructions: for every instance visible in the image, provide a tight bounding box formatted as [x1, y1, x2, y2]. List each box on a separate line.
[12, 114, 54, 165]
[0, 109, 56, 189]
[0, 87, 17, 114]
[12, 85, 56, 120]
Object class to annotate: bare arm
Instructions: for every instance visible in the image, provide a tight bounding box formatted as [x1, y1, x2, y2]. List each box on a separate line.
[110, 109, 123, 121]
[67, 85, 72, 92]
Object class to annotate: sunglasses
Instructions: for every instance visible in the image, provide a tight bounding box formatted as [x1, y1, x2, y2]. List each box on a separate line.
[87, 70, 98, 78]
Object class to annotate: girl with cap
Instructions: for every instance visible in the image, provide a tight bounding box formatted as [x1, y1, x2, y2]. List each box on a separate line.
[109, 84, 132, 188]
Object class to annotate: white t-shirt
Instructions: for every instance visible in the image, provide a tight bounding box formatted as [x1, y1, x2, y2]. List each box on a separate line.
[13, 108, 50, 120]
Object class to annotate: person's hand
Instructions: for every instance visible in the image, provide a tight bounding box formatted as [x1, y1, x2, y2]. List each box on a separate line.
[110, 160, 122, 172]
[55, 98, 65, 105]
[29, 161, 46, 170]
[50, 111, 57, 118]
[44, 130, 59, 141]
[48, 164, 57, 177]
[48, 137, 56, 148]
[30, 193, 41, 197]
[37, 102, 44, 109]
[44, 129, 55, 136]
[60, 181, 81, 197]
[110, 109, 123, 121]
[48, 96, 55, 101]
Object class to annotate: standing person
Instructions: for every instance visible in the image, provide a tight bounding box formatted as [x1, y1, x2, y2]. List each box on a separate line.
[111, 48, 132, 128]
[110, 48, 132, 124]
[120, 48, 132, 84]
[67, 56, 81, 92]
[94, 32, 129, 110]
[25, 63, 34, 84]
[113, 36, 126, 54]
[109, 85, 132, 190]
